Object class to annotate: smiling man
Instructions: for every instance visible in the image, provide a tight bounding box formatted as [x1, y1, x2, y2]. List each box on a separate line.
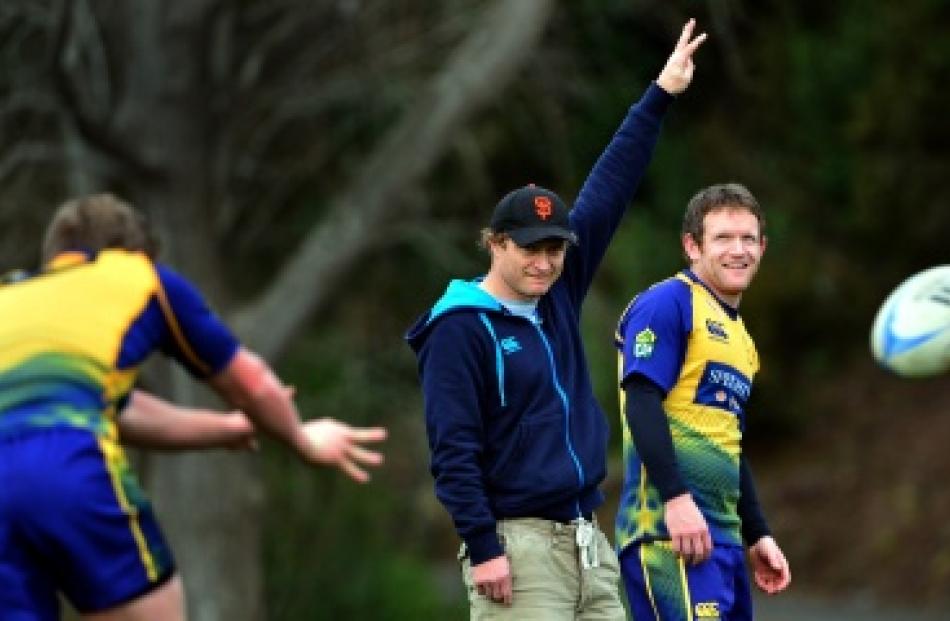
[406, 19, 707, 620]
[614, 183, 791, 620]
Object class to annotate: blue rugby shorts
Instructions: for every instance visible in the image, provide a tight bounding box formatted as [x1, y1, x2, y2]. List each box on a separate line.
[620, 541, 752, 621]
[0, 427, 175, 619]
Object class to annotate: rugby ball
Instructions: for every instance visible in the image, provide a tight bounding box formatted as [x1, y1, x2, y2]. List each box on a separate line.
[870, 265, 950, 378]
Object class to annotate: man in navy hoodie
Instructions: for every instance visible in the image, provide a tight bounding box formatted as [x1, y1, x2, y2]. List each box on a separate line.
[407, 20, 707, 619]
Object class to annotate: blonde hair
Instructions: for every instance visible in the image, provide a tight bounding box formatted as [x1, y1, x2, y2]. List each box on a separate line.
[478, 227, 508, 251]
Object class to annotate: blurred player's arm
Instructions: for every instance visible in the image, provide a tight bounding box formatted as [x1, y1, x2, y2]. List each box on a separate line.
[207, 347, 387, 482]
[118, 389, 257, 451]
[152, 266, 385, 480]
[624, 373, 712, 565]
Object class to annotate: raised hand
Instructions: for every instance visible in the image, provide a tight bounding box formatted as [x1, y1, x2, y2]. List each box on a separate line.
[300, 418, 387, 482]
[656, 18, 708, 95]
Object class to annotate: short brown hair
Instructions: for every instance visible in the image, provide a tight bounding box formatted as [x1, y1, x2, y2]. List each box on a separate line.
[42, 193, 157, 263]
[682, 183, 765, 245]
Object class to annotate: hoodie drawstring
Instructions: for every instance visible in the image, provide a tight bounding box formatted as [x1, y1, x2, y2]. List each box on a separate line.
[477, 312, 506, 407]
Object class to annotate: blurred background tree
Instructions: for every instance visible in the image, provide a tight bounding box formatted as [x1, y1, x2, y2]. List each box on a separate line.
[1, 0, 948, 619]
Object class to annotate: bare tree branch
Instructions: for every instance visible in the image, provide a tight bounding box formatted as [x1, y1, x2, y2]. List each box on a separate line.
[0, 142, 63, 184]
[228, 2, 477, 167]
[232, 0, 556, 358]
[50, 0, 160, 180]
[237, 74, 368, 174]
[0, 2, 53, 30]
[0, 92, 58, 118]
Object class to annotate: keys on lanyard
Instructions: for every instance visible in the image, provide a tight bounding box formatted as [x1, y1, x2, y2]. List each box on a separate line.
[574, 518, 599, 569]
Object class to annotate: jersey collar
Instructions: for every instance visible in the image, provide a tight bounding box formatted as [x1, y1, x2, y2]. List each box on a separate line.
[681, 269, 740, 320]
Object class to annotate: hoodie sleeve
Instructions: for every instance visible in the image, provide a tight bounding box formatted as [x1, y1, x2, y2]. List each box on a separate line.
[562, 82, 674, 306]
[417, 314, 504, 564]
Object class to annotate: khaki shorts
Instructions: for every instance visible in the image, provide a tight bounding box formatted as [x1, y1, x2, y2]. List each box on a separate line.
[459, 517, 625, 621]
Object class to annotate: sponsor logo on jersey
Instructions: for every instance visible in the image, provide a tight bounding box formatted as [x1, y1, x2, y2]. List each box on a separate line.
[500, 336, 522, 355]
[705, 318, 728, 341]
[634, 328, 656, 358]
[695, 362, 751, 416]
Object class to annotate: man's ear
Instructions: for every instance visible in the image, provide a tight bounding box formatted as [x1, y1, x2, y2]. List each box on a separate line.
[490, 236, 509, 253]
[485, 237, 501, 263]
[682, 233, 701, 263]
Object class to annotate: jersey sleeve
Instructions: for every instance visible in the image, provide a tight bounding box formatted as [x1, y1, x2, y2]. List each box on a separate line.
[618, 278, 691, 393]
[154, 264, 240, 378]
[622, 374, 687, 501]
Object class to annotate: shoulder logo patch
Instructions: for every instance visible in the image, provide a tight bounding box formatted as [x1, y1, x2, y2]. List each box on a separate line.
[633, 328, 656, 358]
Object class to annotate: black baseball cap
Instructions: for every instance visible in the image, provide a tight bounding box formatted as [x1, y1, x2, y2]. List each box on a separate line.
[489, 184, 578, 247]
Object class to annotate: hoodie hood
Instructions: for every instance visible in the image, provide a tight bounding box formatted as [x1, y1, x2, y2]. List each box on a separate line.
[405, 279, 502, 352]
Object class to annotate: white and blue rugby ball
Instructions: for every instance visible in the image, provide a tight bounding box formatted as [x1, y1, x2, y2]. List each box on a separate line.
[870, 265, 950, 378]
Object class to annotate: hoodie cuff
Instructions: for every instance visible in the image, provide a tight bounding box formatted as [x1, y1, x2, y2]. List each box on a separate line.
[639, 81, 675, 119]
[465, 529, 504, 565]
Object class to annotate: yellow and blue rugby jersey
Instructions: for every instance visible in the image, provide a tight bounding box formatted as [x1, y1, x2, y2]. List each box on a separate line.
[614, 270, 759, 551]
[0, 249, 239, 438]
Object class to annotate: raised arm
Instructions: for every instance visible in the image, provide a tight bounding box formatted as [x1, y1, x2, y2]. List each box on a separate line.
[564, 20, 708, 303]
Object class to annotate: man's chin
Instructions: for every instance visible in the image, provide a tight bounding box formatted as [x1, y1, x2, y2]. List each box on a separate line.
[722, 281, 752, 297]
[519, 284, 551, 298]
[723, 269, 757, 288]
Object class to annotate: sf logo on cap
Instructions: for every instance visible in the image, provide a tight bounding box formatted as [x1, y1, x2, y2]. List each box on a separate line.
[534, 196, 553, 220]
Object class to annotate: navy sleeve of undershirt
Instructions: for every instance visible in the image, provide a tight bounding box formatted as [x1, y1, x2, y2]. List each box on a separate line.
[738, 455, 772, 546]
[622, 373, 687, 502]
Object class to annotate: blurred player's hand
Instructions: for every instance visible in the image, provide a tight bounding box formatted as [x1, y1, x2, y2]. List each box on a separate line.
[656, 18, 707, 95]
[300, 418, 387, 482]
[222, 411, 259, 451]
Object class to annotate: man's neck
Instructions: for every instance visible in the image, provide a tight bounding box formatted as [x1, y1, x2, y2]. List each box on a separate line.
[479, 274, 537, 304]
[684, 269, 742, 311]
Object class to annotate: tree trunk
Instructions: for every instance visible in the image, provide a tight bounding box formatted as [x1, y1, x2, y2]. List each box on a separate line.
[51, 0, 556, 619]
[78, 2, 262, 618]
